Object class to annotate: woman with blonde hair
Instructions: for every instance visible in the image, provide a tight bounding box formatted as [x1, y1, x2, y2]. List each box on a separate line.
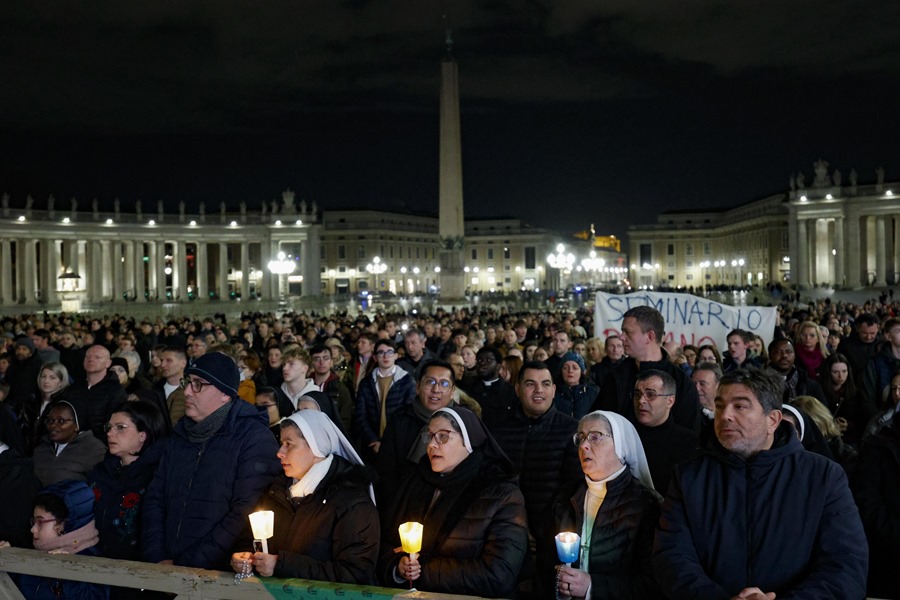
[794, 321, 828, 379]
[584, 338, 604, 370]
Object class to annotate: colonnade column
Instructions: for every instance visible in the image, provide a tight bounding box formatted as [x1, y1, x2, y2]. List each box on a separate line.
[196, 241, 208, 301]
[240, 242, 250, 300]
[833, 217, 845, 288]
[22, 240, 37, 304]
[258, 239, 271, 301]
[1, 239, 12, 305]
[886, 217, 896, 285]
[112, 241, 124, 302]
[124, 242, 135, 300]
[845, 209, 862, 287]
[876, 216, 887, 285]
[218, 243, 229, 299]
[174, 240, 188, 301]
[134, 242, 146, 301]
[302, 227, 322, 297]
[155, 240, 167, 301]
[796, 219, 809, 288]
[42, 239, 59, 305]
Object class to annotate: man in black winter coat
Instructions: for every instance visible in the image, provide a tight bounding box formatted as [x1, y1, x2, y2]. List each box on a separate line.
[62, 345, 127, 442]
[653, 367, 867, 599]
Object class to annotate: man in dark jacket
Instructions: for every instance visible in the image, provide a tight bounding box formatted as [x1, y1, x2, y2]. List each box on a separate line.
[767, 339, 826, 403]
[837, 312, 880, 386]
[464, 346, 519, 430]
[62, 344, 128, 441]
[632, 370, 698, 496]
[653, 367, 868, 599]
[492, 361, 581, 579]
[588, 335, 625, 389]
[597, 306, 700, 433]
[4, 337, 44, 417]
[861, 317, 900, 422]
[142, 352, 280, 569]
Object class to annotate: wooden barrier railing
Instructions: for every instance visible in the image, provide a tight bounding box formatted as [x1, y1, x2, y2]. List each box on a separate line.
[0, 548, 487, 600]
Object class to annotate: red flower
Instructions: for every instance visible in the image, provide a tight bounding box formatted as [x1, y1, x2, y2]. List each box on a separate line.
[122, 493, 141, 509]
[92, 487, 102, 502]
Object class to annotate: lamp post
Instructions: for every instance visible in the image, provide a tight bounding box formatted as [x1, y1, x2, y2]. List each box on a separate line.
[731, 258, 745, 288]
[580, 250, 605, 287]
[699, 261, 710, 295]
[267, 251, 295, 300]
[366, 256, 387, 293]
[547, 243, 575, 290]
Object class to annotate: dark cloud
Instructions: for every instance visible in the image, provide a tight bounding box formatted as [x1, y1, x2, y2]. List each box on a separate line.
[1, 1, 899, 238]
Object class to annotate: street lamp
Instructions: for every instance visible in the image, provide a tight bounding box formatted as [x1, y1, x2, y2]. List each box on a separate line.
[580, 251, 605, 285]
[267, 251, 295, 299]
[548, 243, 575, 289]
[366, 256, 387, 291]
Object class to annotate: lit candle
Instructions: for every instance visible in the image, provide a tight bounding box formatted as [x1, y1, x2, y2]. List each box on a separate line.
[249, 510, 275, 554]
[398, 521, 424, 561]
[555, 531, 580, 565]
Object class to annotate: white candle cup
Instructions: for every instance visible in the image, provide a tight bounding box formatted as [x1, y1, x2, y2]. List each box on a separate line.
[249, 510, 274, 554]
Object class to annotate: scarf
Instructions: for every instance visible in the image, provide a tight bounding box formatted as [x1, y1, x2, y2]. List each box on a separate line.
[289, 454, 334, 498]
[33, 519, 100, 554]
[183, 400, 232, 443]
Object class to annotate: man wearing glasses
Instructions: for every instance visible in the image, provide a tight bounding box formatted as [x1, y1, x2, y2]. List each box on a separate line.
[376, 360, 457, 505]
[352, 339, 416, 461]
[142, 352, 280, 570]
[631, 370, 698, 496]
[653, 367, 867, 599]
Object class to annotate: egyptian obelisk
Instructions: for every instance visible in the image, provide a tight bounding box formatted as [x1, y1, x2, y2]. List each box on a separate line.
[438, 23, 466, 303]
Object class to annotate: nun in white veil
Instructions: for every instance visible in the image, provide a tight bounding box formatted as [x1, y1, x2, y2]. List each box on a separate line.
[230, 409, 379, 584]
[551, 410, 662, 600]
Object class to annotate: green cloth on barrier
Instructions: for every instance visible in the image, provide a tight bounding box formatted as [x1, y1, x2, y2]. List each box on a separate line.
[261, 577, 405, 600]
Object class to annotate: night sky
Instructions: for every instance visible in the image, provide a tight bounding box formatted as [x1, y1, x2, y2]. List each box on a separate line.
[2, 1, 899, 239]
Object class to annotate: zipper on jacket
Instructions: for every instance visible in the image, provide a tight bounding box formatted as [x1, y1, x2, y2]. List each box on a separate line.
[745, 463, 752, 587]
[174, 446, 205, 546]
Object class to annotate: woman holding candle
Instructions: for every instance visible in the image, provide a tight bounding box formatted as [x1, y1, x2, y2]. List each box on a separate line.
[552, 410, 662, 599]
[229, 409, 379, 584]
[378, 406, 528, 598]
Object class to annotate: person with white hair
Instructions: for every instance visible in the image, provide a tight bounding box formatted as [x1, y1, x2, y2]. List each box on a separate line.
[552, 410, 662, 599]
[230, 409, 379, 584]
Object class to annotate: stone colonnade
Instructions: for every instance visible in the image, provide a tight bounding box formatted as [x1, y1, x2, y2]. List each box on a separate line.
[0, 213, 321, 309]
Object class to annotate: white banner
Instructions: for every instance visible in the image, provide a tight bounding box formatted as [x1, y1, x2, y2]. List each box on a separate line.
[593, 291, 778, 350]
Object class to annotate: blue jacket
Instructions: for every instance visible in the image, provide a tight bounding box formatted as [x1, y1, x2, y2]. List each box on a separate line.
[653, 422, 868, 599]
[141, 399, 280, 569]
[17, 547, 108, 600]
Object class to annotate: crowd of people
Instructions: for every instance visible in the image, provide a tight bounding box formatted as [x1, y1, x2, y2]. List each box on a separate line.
[0, 293, 897, 599]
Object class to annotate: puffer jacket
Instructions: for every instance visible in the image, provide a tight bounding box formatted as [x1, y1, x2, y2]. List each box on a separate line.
[491, 404, 581, 541]
[552, 473, 661, 599]
[258, 456, 379, 584]
[653, 422, 868, 599]
[861, 345, 900, 421]
[16, 546, 108, 600]
[378, 455, 528, 598]
[141, 399, 280, 569]
[353, 367, 416, 446]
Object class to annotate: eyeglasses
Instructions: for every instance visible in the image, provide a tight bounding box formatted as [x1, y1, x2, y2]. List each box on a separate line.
[44, 417, 74, 426]
[476, 356, 497, 364]
[631, 389, 674, 401]
[312, 356, 332, 362]
[375, 349, 396, 357]
[30, 516, 61, 527]
[421, 429, 458, 445]
[421, 377, 452, 389]
[181, 377, 211, 393]
[104, 423, 132, 434]
[573, 431, 612, 447]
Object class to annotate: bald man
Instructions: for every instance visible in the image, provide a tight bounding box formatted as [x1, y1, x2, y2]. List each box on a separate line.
[62, 344, 128, 441]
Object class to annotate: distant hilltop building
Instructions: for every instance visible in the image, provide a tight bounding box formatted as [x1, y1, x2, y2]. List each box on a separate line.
[628, 161, 898, 290]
